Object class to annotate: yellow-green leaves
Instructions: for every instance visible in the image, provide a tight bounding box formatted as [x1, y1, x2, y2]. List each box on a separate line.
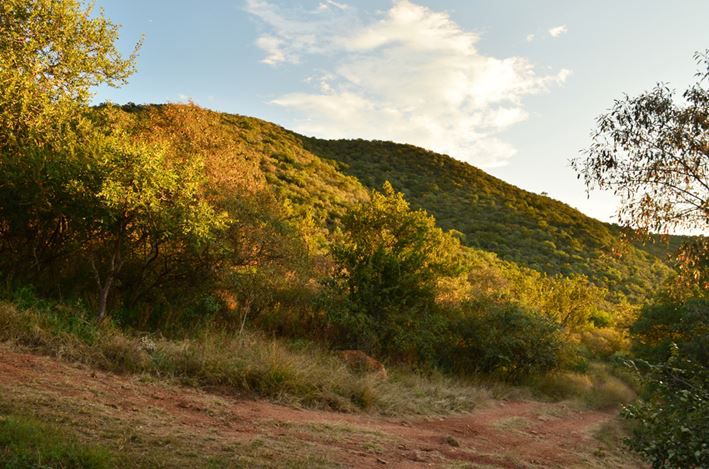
[0, 0, 139, 150]
[94, 133, 228, 246]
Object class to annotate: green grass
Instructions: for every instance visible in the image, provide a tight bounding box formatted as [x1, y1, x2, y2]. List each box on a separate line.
[0, 414, 117, 469]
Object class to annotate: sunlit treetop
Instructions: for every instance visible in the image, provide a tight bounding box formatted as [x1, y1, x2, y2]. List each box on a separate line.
[0, 0, 140, 149]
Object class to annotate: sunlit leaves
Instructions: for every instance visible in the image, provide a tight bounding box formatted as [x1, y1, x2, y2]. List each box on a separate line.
[0, 0, 140, 150]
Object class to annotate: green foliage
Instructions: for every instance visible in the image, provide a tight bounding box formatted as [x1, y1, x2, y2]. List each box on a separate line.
[630, 296, 708, 366]
[326, 183, 462, 361]
[83, 123, 228, 319]
[449, 303, 567, 381]
[622, 350, 709, 468]
[0, 414, 117, 468]
[302, 138, 673, 301]
[0, 0, 139, 150]
[109, 104, 676, 304]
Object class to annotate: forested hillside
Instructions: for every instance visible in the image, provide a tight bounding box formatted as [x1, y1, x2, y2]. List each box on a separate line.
[303, 138, 674, 300]
[118, 104, 671, 301]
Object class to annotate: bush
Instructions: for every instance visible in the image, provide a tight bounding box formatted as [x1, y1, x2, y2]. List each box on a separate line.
[631, 296, 708, 365]
[622, 349, 708, 468]
[449, 303, 567, 381]
[578, 327, 629, 360]
[324, 182, 461, 363]
[532, 364, 636, 408]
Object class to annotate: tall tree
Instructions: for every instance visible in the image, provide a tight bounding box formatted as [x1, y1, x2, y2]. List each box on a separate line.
[575, 52, 709, 468]
[0, 1, 228, 319]
[0, 0, 140, 281]
[78, 124, 228, 320]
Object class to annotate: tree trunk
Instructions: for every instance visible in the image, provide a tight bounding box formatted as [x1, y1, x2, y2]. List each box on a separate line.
[93, 227, 124, 322]
[96, 274, 113, 322]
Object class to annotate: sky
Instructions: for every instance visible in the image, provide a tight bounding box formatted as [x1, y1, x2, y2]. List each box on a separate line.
[93, 0, 709, 225]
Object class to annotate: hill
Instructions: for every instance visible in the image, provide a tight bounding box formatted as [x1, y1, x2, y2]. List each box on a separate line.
[119, 103, 672, 301]
[301, 138, 674, 299]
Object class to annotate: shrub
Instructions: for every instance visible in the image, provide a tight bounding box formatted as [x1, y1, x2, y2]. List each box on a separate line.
[532, 364, 636, 408]
[622, 349, 708, 468]
[449, 303, 567, 382]
[579, 327, 629, 360]
[325, 182, 461, 363]
[630, 296, 708, 365]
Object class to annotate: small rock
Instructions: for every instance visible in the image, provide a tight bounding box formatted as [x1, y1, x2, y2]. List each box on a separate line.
[376, 457, 389, 465]
[445, 436, 460, 447]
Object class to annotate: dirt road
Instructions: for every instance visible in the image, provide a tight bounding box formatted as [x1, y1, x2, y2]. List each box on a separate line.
[0, 345, 641, 467]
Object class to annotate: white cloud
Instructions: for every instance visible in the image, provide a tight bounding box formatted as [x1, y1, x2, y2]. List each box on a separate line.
[548, 24, 568, 38]
[247, 0, 571, 167]
[526, 33, 535, 42]
[317, 0, 349, 11]
[245, 0, 353, 64]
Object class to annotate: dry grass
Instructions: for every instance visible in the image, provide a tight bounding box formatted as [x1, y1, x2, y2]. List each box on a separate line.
[0, 339, 645, 468]
[532, 363, 637, 409]
[0, 301, 487, 416]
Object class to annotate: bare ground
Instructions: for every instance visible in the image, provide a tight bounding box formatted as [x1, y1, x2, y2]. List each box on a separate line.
[0, 344, 643, 468]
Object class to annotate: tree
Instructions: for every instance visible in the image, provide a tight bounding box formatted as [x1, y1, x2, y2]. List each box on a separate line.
[622, 349, 708, 468]
[326, 182, 462, 360]
[572, 51, 708, 235]
[630, 295, 708, 366]
[575, 51, 709, 467]
[0, 0, 140, 283]
[77, 127, 228, 320]
[0, 0, 140, 151]
[0, 1, 229, 320]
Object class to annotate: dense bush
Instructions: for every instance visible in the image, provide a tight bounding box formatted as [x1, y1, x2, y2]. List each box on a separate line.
[622, 350, 708, 468]
[303, 138, 674, 301]
[448, 303, 567, 381]
[325, 183, 461, 363]
[631, 296, 708, 366]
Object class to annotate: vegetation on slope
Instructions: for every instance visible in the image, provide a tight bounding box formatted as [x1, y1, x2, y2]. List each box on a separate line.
[119, 103, 674, 302]
[0, 299, 490, 416]
[303, 138, 672, 300]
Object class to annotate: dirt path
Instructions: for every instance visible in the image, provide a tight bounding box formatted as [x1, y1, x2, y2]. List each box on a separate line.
[0, 345, 640, 468]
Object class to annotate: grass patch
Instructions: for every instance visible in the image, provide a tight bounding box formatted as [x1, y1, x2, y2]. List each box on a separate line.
[531, 363, 636, 409]
[0, 301, 487, 416]
[0, 414, 117, 468]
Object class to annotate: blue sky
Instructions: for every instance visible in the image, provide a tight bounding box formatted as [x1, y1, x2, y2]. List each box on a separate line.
[93, 0, 709, 225]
